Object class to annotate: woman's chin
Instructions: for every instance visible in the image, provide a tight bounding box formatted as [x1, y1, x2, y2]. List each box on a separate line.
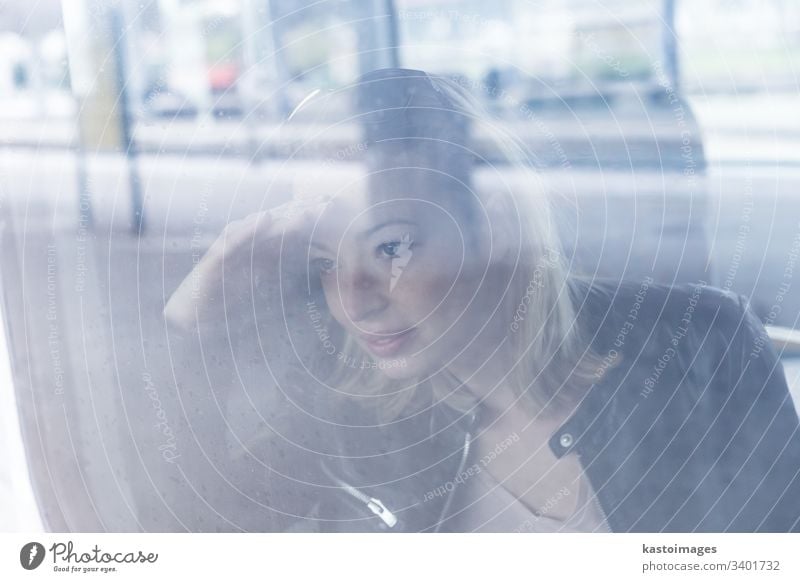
[373, 360, 413, 379]
[369, 355, 425, 380]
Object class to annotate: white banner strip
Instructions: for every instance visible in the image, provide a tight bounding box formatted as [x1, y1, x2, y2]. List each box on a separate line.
[1, 533, 797, 581]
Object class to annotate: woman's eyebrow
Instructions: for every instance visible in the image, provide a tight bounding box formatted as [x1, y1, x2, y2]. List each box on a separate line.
[310, 219, 417, 251]
[363, 219, 417, 238]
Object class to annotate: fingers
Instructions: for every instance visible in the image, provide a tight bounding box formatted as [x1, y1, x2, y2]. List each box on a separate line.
[264, 195, 331, 235]
[221, 198, 330, 252]
[163, 199, 331, 333]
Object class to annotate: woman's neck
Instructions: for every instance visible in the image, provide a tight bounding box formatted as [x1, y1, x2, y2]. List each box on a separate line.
[445, 340, 537, 420]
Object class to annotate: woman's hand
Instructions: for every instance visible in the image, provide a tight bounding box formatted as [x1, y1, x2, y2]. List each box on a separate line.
[163, 196, 331, 335]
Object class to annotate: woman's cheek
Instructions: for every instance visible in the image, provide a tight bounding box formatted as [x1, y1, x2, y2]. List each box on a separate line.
[403, 260, 453, 301]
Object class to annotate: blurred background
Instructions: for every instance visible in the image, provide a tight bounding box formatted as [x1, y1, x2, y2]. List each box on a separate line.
[1, 0, 799, 531]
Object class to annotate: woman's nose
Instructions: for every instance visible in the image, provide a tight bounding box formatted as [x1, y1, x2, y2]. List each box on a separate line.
[335, 265, 388, 322]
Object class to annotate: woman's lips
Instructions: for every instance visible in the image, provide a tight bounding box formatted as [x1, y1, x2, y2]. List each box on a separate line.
[360, 328, 416, 358]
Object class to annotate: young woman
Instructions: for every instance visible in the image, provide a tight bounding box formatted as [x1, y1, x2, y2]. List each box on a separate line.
[164, 69, 800, 532]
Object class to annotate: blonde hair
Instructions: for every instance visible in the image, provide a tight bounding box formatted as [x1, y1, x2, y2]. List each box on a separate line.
[289, 73, 602, 424]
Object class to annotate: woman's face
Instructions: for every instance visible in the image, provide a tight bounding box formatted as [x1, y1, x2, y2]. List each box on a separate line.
[308, 168, 512, 380]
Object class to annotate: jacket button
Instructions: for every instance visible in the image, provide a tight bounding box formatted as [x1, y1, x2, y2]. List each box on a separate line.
[559, 433, 574, 448]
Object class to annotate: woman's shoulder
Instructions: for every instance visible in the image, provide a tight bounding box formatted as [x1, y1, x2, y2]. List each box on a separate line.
[565, 275, 760, 398]
[568, 275, 746, 344]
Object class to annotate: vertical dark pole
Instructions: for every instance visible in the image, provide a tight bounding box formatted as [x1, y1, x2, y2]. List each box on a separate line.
[663, 0, 679, 92]
[385, 0, 400, 68]
[110, 7, 145, 234]
[356, 0, 400, 76]
[265, 0, 291, 118]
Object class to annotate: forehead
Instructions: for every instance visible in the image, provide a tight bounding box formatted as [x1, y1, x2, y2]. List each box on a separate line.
[309, 189, 469, 250]
[317, 195, 431, 234]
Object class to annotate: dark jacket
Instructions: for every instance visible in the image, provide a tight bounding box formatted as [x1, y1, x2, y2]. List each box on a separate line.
[299, 278, 800, 532]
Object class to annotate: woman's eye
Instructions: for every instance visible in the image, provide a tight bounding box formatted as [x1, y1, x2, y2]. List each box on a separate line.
[378, 235, 413, 259]
[378, 242, 401, 258]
